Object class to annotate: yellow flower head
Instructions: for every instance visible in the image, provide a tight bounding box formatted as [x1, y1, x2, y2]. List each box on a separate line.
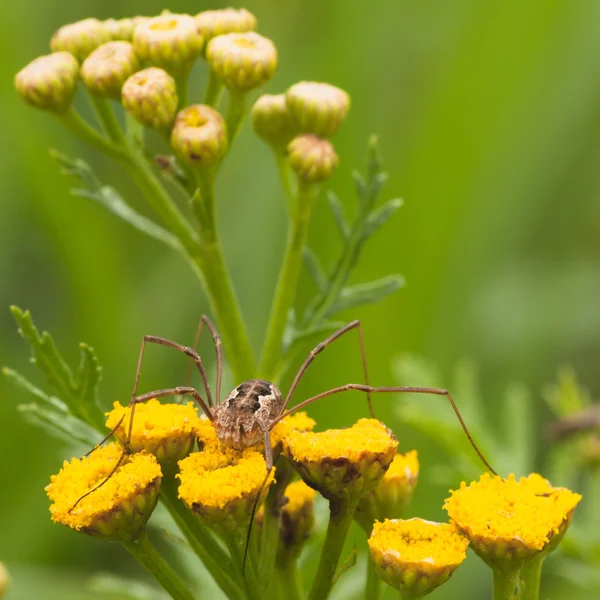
[444, 473, 582, 570]
[285, 419, 398, 503]
[46, 443, 161, 541]
[369, 518, 469, 599]
[106, 400, 200, 468]
[356, 450, 419, 530]
[177, 443, 274, 535]
[270, 411, 316, 452]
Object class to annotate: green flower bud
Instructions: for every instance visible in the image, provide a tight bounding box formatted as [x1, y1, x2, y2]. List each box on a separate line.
[0, 562, 8, 598]
[133, 14, 203, 75]
[122, 67, 178, 130]
[206, 32, 277, 91]
[195, 8, 257, 40]
[81, 42, 140, 99]
[286, 81, 350, 138]
[170, 104, 228, 167]
[288, 134, 338, 183]
[50, 18, 111, 63]
[15, 52, 79, 113]
[103, 18, 135, 41]
[251, 93, 298, 153]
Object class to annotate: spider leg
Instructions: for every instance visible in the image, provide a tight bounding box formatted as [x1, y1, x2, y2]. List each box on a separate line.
[282, 320, 373, 417]
[273, 384, 497, 476]
[184, 315, 224, 405]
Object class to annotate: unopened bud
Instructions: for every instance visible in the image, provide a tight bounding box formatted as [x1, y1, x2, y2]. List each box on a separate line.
[15, 52, 79, 113]
[133, 14, 203, 75]
[170, 105, 228, 167]
[288, 134, 338, 183]
[195, 8, 256, 40]
[81, 42, 140, 99]
[251, 94, 298, 153]
[0, 562, 8, 598]
[122, 67, 178, 130]
[206, 32, 277, 91]
[103, 18, 135, 41]
[286, 81, 350, 138]
[50, 18, 111, 63]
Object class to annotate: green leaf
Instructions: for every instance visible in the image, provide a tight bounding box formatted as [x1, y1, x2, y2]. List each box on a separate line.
[50, 150, 184, 253]
[75, 343, 104, 429]
[3, 366, 68, 412]
[327, 191, 350, 240]
[325, 275, 404, 316]
[363, 198, 403, 240]
[303, 247, 328, 293]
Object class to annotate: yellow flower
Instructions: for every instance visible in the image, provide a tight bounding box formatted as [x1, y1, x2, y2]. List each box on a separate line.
[356, 450, 419, 531]
[288, 134, 339, 183]
[46, 443, 161, 541]
[369, 518, 469, 598]
[251, 93, 299, 153]
[50, 18, 111, 63]
[285, 418, 397, 503]
[195, 8, 257, 41]
[444, 473, 581, 570]
[177, 443, 274, 537]
[106, 400, 200, 469]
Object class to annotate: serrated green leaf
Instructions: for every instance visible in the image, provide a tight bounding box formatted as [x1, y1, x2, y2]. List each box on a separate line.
[50, 150, 184, 253]
[363, 198, 403, 240]
[3, 366, 68, 412]
[325, 275, 404, 316]
[327, 191, 350, 240]
[75, 343, 105, 430]
[303, 247, 328, 293]
[332, 546, 357, 587]
[352, 169, 367, 205]
[17, 402, 98, 446]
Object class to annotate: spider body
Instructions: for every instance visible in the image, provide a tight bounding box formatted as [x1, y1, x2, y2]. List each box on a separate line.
[213, 379, 283, 450]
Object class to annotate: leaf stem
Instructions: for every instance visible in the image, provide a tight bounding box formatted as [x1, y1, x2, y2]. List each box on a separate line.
[204, 69, 224, 107]
[519, 555, 544, 600]
[260, 181, 318, 380]
[308, 498, 357, 600]
[492, 567, 519, 600]
[121, 533, 197, 600]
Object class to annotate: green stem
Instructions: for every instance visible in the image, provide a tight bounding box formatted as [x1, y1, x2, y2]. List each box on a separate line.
[492, 567, 520, 600]
[125, 111, 145, 150]
[365, 555, 381, 600]
[308, 498, 357, 600]
[274, 150, 295, 211]
[160, 476, 242, 600]
[122, 533, 197, 600]
[204, 69, 224, 107]
[519, 555, 544, 600]
[57, 109, 126, 160]
[224, 534, 262, 600]
[193, 169, 257, 381]
[277, 560, 304, 600]
[225, 89, 249, 145]
[260, 181, 318, 380]
[174, 71, 190, 109]
[87, 93, 127, 146]
[259, 477, 286, 594]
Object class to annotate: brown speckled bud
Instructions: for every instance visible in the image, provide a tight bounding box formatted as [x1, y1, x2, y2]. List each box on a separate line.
[15, 52, 79, 113]
[50, 18, 111, 63]
[251, 93, 298, 153]
[81, 42, 140, 99]
[288, 134, 338, 183]
[103, 18, 136, 41]
[195, 8, 256, 40]
[122, 67, 178, 130]
[206, 32, 277, 91]
[133, 14, 203, 75]
[170, 105, 228, 167]
[286, 81, 350, 138]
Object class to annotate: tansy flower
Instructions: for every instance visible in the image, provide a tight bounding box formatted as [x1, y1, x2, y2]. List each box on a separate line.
[369, 518, 469, 598]
[285, 418, 398, 504]
[356, 450, 419, 531]
[46, 443, 161, 542]
[444, 473, 581, 571]
[106, 400, 200, 469]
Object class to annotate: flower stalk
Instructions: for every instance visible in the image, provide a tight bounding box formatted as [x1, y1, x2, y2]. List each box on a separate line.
[492, 567, 519, 600]
[519, 554, 544, 600]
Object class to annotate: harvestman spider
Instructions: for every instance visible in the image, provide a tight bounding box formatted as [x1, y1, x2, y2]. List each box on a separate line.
[72, 316, 496, 513]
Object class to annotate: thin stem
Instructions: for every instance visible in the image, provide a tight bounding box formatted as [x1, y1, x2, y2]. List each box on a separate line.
[259, 478, 284, 594]
[160, 476, 242, 600]
[125, 111, 145, 150]
[308, 498, 357, 600]
[519, 555, 544, 600]
[274, 150, 295, 211]
[260, 181, 318, 380]
[122, 533, 197, 600]
[87, 93, 127, 146]
[204, 69, 224, 107]
[492, 567, 520, 600]
[277, 560, 304, 600]
[225, 89, 249, 145]
[365, 555, 381, 600]
[225, 534, 263, 600]
[57, 109, 126, 160]
[193, 168, 257, 381]
[175, 71, 190, 109]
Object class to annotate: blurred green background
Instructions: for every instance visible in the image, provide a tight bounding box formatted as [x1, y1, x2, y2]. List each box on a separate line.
[2, 1, 600, 599]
